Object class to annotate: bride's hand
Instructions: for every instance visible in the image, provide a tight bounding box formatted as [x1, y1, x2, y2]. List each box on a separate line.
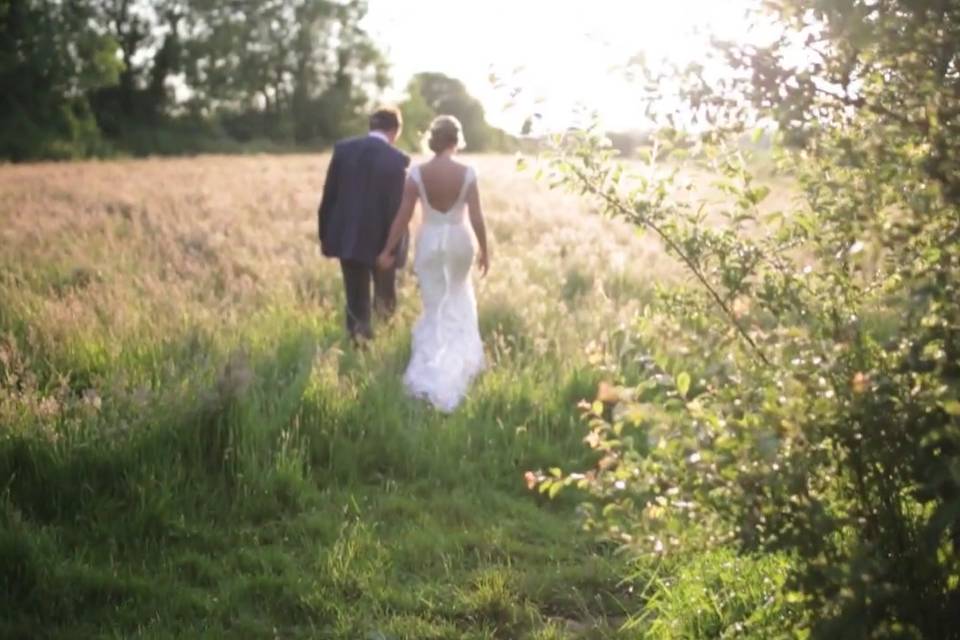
[376, 252, 395, 271]
[477, 250, 489, 277]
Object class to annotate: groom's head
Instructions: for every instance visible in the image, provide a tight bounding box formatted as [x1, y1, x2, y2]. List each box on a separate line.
[369, 107, 402, 144]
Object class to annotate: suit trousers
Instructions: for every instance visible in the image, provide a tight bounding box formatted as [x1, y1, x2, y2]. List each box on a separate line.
[339, 259, 396, 340]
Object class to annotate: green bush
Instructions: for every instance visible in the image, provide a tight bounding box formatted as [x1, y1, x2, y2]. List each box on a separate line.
[532, 2, 960, 637]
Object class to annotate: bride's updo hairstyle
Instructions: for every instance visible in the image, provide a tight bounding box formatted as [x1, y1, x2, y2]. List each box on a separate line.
[426, 115, 466, 154]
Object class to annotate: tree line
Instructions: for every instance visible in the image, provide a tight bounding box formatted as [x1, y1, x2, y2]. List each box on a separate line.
[0, 0, 515, 161]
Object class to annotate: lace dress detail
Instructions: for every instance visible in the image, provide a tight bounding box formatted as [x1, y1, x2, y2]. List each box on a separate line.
[403, 164, 485, 412]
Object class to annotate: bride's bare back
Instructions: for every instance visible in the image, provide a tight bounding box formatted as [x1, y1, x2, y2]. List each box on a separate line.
[378, 115, 488, 279]
[418, 157, 469, 212]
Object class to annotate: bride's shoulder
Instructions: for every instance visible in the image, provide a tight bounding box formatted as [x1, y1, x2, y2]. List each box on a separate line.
[453, 160, 478, 182]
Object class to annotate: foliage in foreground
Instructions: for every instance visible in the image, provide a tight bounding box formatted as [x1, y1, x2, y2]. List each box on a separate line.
[533, 1, 960, 637]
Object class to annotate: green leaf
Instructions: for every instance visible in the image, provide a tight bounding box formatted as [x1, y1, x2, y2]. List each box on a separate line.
[676, 372, 691, 399]
[925, 498, 960, 547]
[941, 400, 960, 416]
[750, 185, 771, 204]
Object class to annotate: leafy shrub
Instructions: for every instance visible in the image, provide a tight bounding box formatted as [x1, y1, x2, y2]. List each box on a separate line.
[531, 2, 960, 636]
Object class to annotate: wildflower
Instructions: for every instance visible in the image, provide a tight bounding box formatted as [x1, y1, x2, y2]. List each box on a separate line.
[597, 381, 620, 403]
[524, 471, 538, 491]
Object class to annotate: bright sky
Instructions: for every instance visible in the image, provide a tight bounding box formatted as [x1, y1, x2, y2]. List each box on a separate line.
[362, 0, 762, 133]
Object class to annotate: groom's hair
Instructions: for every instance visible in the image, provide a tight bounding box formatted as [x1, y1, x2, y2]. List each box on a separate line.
[369, 107, 402, 133]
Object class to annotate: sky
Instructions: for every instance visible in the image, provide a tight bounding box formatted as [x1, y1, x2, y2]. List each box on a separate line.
[361, 0, 762, 133]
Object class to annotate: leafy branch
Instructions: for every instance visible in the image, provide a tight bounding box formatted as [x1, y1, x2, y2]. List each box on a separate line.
[565, 162, 772, 367]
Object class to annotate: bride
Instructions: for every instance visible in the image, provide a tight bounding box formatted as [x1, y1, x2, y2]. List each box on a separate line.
[376, 115, 490, 412]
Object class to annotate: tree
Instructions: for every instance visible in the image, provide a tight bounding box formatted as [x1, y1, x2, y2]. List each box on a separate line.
[396, 76, 435, 151]
[93, 0, 151, 118]
[145, 2, 186, 119]
[398, 72, 519, 153]
[0, 0, 121, 159]
[0, 0, 393, 158]
[405, 73, 492, 151]
[535, 0, 960, 636]
[183, 0, 386, 144]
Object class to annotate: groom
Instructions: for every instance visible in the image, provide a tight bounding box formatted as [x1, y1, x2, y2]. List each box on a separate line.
[318, 107, 410, 342]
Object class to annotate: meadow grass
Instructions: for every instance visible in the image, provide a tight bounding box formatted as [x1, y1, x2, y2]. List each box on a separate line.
[0, 154, 786, 638]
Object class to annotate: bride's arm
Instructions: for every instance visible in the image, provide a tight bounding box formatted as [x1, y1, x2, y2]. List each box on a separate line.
[466, 179, 489, 276]
[377, 178, 418, 270]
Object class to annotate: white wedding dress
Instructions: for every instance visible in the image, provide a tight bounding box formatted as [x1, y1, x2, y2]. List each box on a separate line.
[403, 164, 485, 412]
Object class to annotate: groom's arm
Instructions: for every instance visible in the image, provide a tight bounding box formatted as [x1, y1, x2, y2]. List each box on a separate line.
[317, 148, 341, 243]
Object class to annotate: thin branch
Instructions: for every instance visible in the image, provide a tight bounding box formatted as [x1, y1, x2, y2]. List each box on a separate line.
[812, 84, 929, 135]
[569, 164, 772, 368]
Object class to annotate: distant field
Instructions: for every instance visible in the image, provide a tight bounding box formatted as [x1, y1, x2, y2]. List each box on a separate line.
[1, 153, 693, 638]
[0, 153, 671, 333]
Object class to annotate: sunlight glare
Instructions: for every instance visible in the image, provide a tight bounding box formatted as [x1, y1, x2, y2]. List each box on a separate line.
[364, 0, 762, 131]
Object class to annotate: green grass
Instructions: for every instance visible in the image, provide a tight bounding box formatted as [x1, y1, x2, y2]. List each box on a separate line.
[0, 302, 636, 639]
[1, 483, 627, 638]
[638, 550, 797, 640]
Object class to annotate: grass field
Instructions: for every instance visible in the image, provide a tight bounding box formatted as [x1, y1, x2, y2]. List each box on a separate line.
[0, 153, 694, 638]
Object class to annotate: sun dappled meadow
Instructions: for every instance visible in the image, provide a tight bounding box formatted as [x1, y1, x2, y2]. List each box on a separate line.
[0, 153, 701, 638]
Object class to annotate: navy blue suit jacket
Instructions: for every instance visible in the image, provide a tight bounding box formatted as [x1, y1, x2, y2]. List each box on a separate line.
[318, 135, 410, 267]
